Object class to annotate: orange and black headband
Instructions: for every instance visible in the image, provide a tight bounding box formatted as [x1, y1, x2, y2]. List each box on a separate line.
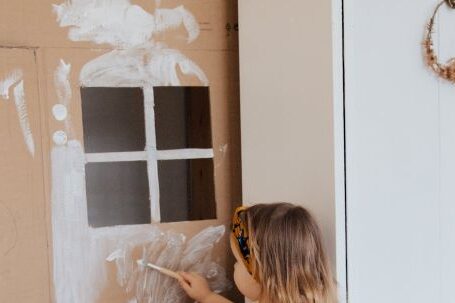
[231, 206, 255, 276]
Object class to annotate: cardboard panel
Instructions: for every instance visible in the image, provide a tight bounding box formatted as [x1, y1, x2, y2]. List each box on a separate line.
[0, 0, 238, 51]
[0, 1, 241, 301]
[0, 48, 50, 302]
[36, 47, 241, 302]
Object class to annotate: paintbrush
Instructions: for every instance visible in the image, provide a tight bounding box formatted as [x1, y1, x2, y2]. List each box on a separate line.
[136, 260, 182, 281]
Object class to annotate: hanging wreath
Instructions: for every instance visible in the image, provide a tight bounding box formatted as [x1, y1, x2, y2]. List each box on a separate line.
[424, 0, 455, 82]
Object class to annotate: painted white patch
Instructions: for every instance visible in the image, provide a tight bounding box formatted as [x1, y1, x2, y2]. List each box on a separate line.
[51, 140, 169, 302]
[53, 1, 200, 48]
[79, 46, 208, 87]
[13, 81, 35, 157]
[53, 59, 72, 135]
[215, 144, 229, 169]
[219, 144, 228, 154]
[51, 141, 100, 303]
[54, 60, 72, 106]
[52, 104, 68, 121]
[157, 148, 214, 160]
[53, 130, 68, 146]
[0, 69, 23, 100]
[85, 151, 147, 162]
[155, 6, 200, 43]
[106, 225, 230, 302]
[143, 86, 161, 223]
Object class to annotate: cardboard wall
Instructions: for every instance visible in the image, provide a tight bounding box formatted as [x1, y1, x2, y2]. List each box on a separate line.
[0, 1, 241, 302]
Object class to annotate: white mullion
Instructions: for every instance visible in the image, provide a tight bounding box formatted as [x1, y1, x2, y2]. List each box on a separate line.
[143, 86, 161, 223]
[85, 151, 147, 163]
[156, 148, 214, 160]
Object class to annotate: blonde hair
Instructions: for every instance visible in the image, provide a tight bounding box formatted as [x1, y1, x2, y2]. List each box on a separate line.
[246, 203, 337, 303]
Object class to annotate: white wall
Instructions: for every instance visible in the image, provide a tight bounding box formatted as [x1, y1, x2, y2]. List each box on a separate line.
[239, 1, 346, 301]
[345, 1, 455, 302]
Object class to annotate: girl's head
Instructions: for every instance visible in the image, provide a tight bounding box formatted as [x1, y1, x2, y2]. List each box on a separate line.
[231, 203, 337, 303]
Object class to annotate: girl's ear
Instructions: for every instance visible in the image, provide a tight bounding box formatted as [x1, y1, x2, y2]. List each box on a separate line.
[230, 235, 261, 301]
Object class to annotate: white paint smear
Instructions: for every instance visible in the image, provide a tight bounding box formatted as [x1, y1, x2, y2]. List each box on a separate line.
[52, 104, 68, 121]
[0, 69, 23, 100]
[106, 225, 230, 302]
[157, 148, 214, 160]
[53, 130, 68, 146]
[143, 86, 161, 223]
[85, 149, 214, 162]
[85, 151, 147, 162]
[54, 60, 72, 107]
[219, 144, 228, 154]
[53, 59, 72, 135]
[80, 45, 208, 87]
[53, 1, 200, 48]
[13, 81, 35, 157]
[51, 141, 167, 302]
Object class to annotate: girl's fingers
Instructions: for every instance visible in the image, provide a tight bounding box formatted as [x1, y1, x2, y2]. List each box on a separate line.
[179, 271, 193, 284]
[175, 275, 185, 284]
[179, 279, 191, 290]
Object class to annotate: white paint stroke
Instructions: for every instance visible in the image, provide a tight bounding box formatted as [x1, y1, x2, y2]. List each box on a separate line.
[80, 45, 208, 87]
[52, 140, 171, 303]
[54, 60, 72, 107]
[106, 225, 230, 302]
[215, 144, 228, 169]
[85, 149, 214, 163]
[157, 148, 214, 160]
[85, 151, 147, 163]
[143, 86, 161, 223]
[13, 81, 35, 157]
[53, 1, 200, 48]
[52, 104, 68, 121]
[53, 130, 68, 146]
[219, 144, 228, 154]
[53, 59, 72, 134]
[155, 6, 200, 43]
[51, 140, 102, 303]
[0, 69, 23, 100]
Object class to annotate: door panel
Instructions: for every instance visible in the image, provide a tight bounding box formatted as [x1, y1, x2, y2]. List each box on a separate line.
[0, 48, 50, 303]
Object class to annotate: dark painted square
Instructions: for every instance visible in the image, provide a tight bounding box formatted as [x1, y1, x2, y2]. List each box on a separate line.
[154, 87, 212, 150]
[81, 87, 146, 153]
[85, 161, 151, 227]
[158, 158, 216, 222]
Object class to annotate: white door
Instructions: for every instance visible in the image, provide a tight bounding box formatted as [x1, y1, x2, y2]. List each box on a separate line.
[344, 0, 455, 302]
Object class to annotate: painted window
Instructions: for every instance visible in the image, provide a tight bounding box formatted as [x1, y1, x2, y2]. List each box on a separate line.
[80, 87, 216, 227]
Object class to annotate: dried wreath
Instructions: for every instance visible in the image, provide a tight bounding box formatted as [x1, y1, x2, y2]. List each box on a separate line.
[424, 0, 455, 82]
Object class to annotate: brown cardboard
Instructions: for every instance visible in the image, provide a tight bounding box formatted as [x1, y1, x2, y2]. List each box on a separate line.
[0, 0, 241, 302]
[0, 48, 51, 302]
[0, 0, 239, 51]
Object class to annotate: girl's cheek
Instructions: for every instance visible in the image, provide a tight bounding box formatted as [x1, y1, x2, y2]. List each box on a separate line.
[233, 262, 261, 301]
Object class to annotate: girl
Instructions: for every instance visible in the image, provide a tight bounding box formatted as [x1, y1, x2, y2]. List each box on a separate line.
[179, 202, 338, 303]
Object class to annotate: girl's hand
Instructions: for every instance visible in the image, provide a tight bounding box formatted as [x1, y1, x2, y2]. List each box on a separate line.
[179, 271, 214, 302]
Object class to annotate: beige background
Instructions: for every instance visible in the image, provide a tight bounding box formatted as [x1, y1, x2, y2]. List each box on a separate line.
[238, 0, 341, 287]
